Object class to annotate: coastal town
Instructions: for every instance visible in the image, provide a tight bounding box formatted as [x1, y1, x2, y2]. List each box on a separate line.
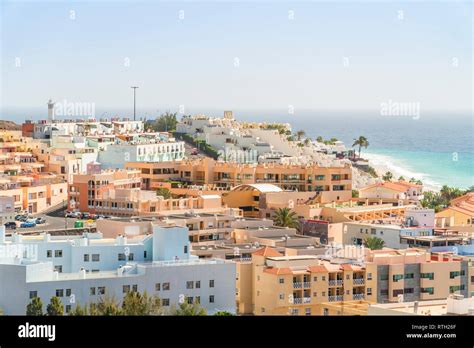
[0, 104, 472, 317]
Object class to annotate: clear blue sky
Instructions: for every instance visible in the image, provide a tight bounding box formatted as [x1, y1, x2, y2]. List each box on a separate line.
[1, 0, 472, 114]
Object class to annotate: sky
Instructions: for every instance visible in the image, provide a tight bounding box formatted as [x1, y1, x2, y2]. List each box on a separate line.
[0, 0, 472, 118]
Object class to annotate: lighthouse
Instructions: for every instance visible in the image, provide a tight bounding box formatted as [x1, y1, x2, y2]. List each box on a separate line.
[47, 99, 55, 122]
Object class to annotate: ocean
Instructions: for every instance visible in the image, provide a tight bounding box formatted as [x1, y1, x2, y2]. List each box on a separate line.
[2, 107, 473, 190]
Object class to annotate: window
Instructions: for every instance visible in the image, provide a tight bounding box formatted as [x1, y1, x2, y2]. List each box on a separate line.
[471, 276, 474, 283]
[195, 296, 200, 304]
[162, 298, 170, 306]
[313, 292, 317, 297]
[98, 287, 106, 295]
[449, 285, 464, 293]
[450, 271, 460, 279]
[92, 254, 100, 262]
[132, 285, 138, 292]
[279, 294, 285, 300]
[209, 295, 215, 303]
[54, 250, 63, 258]
[123, 285, 130, 293]
[420, 273, 434, 280]
[404, 288, 414, 294]
[380, 289, 388, 296]
[393, 274, 403, 282]
[90, 287, 96, 295]
[66, 305, 71, 313]
[54, 265, 63, 273]
[66, 289, 71, 297]
[313, 276, 317, 282]
[118, 253, 126, 261]
[261, 307, 265, 313]
[196, 281, 201, 289]
[129, 253, 134, 261]
[322, 292, 326, 297]
[155, 283, 160, 291]
[279, 278, 285, 284]
[184, 246, 188, 254]
[29, 291, 37, 299]
[209, 280, 215, 288]
[84, 254, 89, 262]
[367, 288, 372, 296]
[323, 308, 329, 316]
[380, 274, 389, 281]
[322, 276, 326, 281]
[393, 289, 404, 297]
[144, 250, 147, 258]
[404, 273, 414, 279]
[163, 283, 170, 291]
[421, 287, 434, 295]
[186, 281, 194, 289]
[305, 308, 311, 316]
[47, 250, 52, 258]
[56, 289, 64, 297]
[187, 297, 193, 304]
[367, 273, 372, 280]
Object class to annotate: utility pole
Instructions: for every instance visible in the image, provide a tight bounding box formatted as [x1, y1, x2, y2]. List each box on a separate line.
[131, 86, 139, 121]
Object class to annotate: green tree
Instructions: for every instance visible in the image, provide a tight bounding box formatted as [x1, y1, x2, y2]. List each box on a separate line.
[95, 295, 123, 316]
[122, 291, 161, 315]
[68, 303, 88, 316]
[156, 188, 172, 199]
[352, 189, 359, 198]
[170, 302, 207, 316]
[364, 236, 385, 250]
[416, 180, 423, 185]
[149, 112, 178, 132]
[409, 177, 417, 183]
[46, 297, 64, 316]
[26, 297, 44, 316]
[382, 171, 393, 182]
[296, 130, 306, 141]
[398, 176, 405, 181]
[316, 136, 323, 143]
[352, 136, 369, 159]
[273, 208, 299, 229]
[303, 138, 311, 146]
[214, 311, 235, 316]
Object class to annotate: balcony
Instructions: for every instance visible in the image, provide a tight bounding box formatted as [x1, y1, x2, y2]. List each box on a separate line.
[303, 297, 311, 304]
[353, 294, 365, 300]
[328, 295, 343, 302]
[328, 280, 343, 287]
[293, 282, 303, 289]
[303, 282, 311, 288]
[353, 278, 365, 286]
[292, 297, 311, 305]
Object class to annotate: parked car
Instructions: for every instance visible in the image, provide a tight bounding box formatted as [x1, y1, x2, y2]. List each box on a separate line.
[15, 215, 28, 222]
[4, 222, 17, 230]
[35, 217, 46, 224]
[191, 148, 199, 155]
[65, 211, 81, 218]
[80, 212, 91, 219]
[20, 221, 36, 228]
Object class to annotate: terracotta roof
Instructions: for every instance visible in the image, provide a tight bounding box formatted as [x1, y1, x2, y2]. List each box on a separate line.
[252, 246, 283, 257]
[263, 267, 293, 275]
[340, 264, 353, 271]
[360, 181, 421, 192]
[308, 265, 328, 273]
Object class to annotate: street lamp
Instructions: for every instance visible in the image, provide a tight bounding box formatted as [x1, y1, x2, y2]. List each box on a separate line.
[131, 86, 139, 121]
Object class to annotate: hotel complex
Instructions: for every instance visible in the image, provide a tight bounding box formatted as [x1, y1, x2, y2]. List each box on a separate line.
[0, 110, 472, 317]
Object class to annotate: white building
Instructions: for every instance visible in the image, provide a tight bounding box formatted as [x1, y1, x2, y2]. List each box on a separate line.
[98, 141, 185, 169]
[0, 225, 236, 315]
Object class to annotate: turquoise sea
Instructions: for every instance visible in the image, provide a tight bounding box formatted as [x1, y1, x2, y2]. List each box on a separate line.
[2, 108, 473, 190]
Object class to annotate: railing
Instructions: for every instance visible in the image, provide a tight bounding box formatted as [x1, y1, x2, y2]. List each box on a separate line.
[293, 298, 303, 304]
[353, 278, 365, 285]
[328, 295, 343, 302]
[303, 282, 311, 288]
[303, 297, 311, 304]
[329, 280, 343, 286]
[353, 294, 365, 300]
[293, 282, 303, 289]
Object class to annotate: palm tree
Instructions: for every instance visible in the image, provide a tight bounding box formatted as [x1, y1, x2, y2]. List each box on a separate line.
[398, 176, 405, 181]
[156, 188, 172, 199]
[352, 136, 369, 159]
[409, 177, 417, 183]
[382, 171, 393, 182]
[296, 130, 306, 141]
[273, 208, 299, 229]
[303, 138, 311, 146]
[364, 236, 385, 250]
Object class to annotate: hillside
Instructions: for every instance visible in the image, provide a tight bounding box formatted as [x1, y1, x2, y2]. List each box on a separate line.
[0, 120, 21, 130]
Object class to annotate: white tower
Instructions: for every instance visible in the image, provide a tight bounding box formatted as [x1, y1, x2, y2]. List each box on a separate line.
[47, 99, 55, 122]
